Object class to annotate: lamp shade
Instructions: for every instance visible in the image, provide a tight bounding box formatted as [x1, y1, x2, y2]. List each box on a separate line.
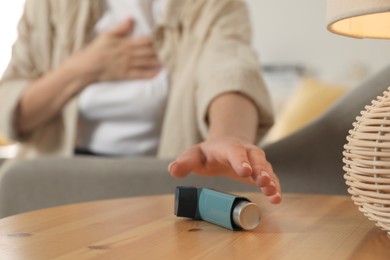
[327, 0, 390, 39]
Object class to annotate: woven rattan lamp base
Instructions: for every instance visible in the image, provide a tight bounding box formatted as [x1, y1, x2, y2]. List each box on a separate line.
[344, 87, 390, 236]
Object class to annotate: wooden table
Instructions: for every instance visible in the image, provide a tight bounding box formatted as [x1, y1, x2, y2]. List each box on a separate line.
[0, 193, 389, 259]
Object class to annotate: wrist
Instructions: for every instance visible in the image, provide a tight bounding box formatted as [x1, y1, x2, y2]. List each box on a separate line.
[207, 132, 253, 144]
[64, 50, 100, 87]
[206, 93, 259, 144]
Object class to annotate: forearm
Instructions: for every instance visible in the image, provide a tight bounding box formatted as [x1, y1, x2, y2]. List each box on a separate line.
[17, 55, 95, 135]
[206, 92, 270, 187]
[207, 92, 259, 143]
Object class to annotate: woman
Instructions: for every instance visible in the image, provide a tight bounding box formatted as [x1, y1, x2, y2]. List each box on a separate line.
[0, 0, 281, 203]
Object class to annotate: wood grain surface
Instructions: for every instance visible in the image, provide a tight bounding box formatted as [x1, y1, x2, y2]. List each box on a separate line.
[0, 193, 389, 259]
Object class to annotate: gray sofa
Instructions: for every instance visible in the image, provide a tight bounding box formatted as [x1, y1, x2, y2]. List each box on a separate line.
[0, 157, 260, 218]
[1, 65, 390, 218]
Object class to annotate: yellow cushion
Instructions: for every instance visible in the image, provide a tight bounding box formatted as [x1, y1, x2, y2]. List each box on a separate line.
[266, 78, 349, 142]
[0, 133, 11, 146]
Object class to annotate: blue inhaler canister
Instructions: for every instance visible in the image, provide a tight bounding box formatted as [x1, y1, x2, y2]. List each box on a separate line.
[174, 186, 261, 230]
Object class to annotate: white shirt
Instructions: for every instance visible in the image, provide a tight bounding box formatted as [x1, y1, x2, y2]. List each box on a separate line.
[77, 0, 168, 156]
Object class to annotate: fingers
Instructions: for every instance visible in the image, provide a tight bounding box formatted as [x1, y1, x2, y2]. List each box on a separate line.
[124, 37, 161, 77]
[124, 39, 161, 78]
[130, 55, 160, 68]
[248, 148, 282, 204]
[168, 142, 282, 205]
[269, 193, 282, 204]
[109, 18, 134, 36]
[127, 68, 160, 79]
[168, 146, 204, 178]
[226, 146, 253, 178]
[225, 145, 282, 203]
[128, 39, 158, 62]
[129, 36, 154, 48]
[125, 37, 155, 57]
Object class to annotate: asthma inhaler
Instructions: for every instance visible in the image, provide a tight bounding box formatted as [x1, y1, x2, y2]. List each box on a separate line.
[174, 186, 261, 230]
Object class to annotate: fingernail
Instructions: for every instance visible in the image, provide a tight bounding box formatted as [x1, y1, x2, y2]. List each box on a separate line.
[168, 161, 177, 172]
[261, 171, 270, 177]
[242, 162, 252, 169]
[270, 181, 276, 188]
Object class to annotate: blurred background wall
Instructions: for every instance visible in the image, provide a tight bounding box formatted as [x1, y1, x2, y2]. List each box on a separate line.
[0, 0, 24, 78]
[247, 0, 390, 87]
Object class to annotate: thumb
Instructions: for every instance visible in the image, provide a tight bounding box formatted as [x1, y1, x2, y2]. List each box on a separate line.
[109, 18, 134, 36]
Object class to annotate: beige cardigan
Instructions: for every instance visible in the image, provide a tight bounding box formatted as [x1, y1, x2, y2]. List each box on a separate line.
[0, 0, 274, 161]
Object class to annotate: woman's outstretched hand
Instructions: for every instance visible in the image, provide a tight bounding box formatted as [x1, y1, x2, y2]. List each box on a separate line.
[168, 137, 282, 204]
